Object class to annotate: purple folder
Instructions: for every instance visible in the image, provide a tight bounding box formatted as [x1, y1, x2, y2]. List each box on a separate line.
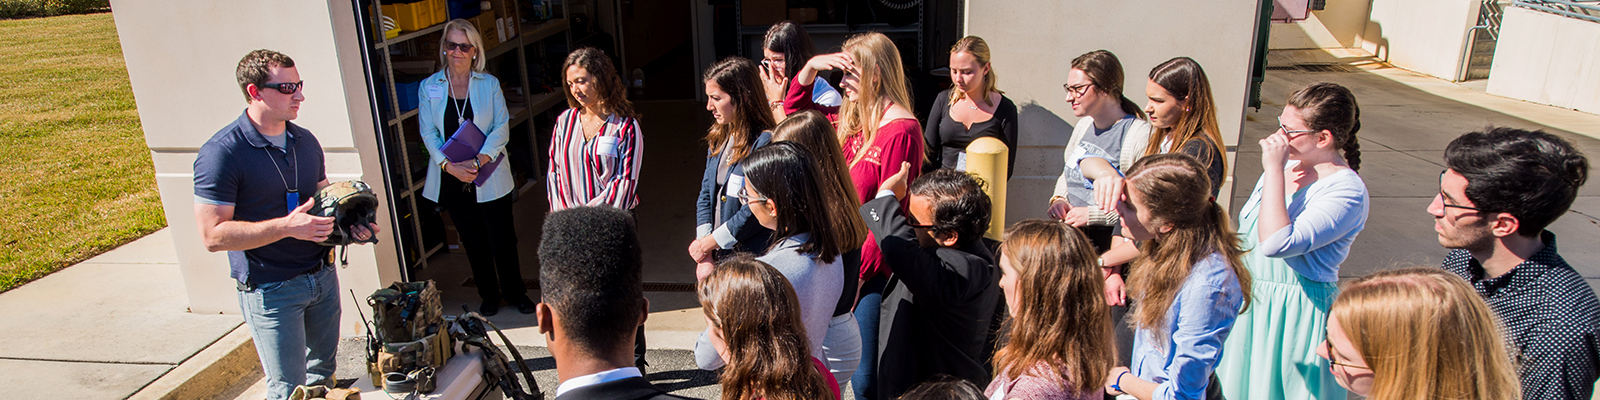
[441, 119, 503, 187]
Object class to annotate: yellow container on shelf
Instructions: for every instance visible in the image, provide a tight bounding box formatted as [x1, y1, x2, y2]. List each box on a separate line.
[431, 0, 447, 25]
[381, 1, 435, 32]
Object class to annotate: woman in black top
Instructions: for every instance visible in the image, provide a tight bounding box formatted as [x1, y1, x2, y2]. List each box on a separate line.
[924, 36, 1018, 178]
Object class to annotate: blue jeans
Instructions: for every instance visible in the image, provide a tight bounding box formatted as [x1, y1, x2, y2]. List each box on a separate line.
[238, 265, 341, 400]
[851, 276, 888, 400]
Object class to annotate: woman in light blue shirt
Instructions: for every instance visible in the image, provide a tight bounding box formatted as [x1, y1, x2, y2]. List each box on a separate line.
[417, 19, 527, 316]
[1105, 154, 1252, 400]
[1216, 82, 1368, 400]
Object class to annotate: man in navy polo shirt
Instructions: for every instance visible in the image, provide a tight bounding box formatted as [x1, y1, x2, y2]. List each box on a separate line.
[193, 49, 376, 400]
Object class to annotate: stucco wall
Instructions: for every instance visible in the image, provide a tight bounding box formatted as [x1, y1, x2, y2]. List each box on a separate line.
[1486, 6, 1600, 115]
[964, 0, 1260, 224]
[1269, 0, 1373, 49]
[111, 0, 400, 336]
[1361, 0, 1480, 80]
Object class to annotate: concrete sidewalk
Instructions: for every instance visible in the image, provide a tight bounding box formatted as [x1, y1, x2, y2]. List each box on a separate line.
[0, 229, 246, 399]
[4, 48, 1598, 400]
[1242, 49, 1600, 285]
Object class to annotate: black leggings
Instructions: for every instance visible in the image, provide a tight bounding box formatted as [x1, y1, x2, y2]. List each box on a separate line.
[439, 175, 528, 305]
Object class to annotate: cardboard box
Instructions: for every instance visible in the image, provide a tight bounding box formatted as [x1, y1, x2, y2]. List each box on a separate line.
[741, 0, 785, 26]
[472, 11, 499, 49]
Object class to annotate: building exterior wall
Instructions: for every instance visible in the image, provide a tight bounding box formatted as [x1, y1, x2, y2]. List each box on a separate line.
[964, 0, 1261, 224]
[1269, 0, 1373, 49]
[1487, 6, 1600, 115]
[1361, 0, 1480, 80]
[111, 0, 400, 336]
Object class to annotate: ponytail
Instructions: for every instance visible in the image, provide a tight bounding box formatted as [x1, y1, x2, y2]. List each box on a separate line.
[1120, 95, 1147, 120]
[1343, 109, 1362, 172]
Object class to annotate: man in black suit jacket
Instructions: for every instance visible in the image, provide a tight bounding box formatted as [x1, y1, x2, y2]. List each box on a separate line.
[861, 164, 1003, 399]
[537, 207, 697, 400]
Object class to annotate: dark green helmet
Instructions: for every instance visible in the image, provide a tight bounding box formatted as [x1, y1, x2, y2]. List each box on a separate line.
[309, 180, 380, 247]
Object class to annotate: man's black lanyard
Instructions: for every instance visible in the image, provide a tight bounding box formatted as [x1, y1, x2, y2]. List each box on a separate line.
[264, 135, 299, 215]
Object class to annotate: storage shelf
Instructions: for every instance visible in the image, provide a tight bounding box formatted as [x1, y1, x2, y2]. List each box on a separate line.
[520, 18, 569, 44]
[379, 23, 446, 49]
[527, 89, 565, 115]
[387, 108, 420, 126]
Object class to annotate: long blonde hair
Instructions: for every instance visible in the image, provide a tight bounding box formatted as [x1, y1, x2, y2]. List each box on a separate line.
[946, 36, 1002, 108]
[1332, 268, 1521, 400]
[837, 32, 914, 164]
[1144, 57, 1225, 176]
[773, 111, 867, 251]
[1123, 154, 1251, 338]
[994, 220, 1115, 398]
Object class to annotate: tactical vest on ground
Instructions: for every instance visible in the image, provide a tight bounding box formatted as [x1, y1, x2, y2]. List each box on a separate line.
[366, 281, 452, 393]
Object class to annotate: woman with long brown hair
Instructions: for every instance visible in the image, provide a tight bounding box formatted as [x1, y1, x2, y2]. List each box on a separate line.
[700, 255, 840, 400]
[688, 57, 777, 271]
[784, 32, 922, 399]
[1320, 268, 1520, 400]
[1139, 57, 1227, 198]
[547, 47, 643, 211]
[772, 110, 869, 384]
[990, 220, 1116, 399]
[1102, 154, 1251, 400]
[758, 20, 842, 122]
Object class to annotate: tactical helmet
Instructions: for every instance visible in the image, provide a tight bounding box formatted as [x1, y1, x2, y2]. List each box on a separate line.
[309, 180, 381, 247]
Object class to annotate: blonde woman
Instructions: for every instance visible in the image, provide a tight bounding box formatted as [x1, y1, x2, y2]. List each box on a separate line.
[417, 19, 528, 316]
[923, 36, 1017, 176]
[783, 32, 922, 399]
[1320, 267, 1520, 400]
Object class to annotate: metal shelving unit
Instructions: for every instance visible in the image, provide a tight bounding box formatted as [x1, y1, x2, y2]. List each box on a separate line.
[359, 0, 571, 276]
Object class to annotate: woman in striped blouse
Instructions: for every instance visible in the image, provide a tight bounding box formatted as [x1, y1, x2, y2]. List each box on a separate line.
[547, 47, 643, 212]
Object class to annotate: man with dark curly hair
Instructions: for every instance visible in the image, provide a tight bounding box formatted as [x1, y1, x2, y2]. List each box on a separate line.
[1432, 127, 1595, 400]
[860, 164, 1002, 399]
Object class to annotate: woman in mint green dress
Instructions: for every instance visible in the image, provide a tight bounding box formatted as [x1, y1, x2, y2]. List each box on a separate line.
[1216, 82, 1368, 400]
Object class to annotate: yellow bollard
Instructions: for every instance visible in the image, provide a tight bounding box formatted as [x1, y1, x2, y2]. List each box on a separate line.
[964, 137, 1008, 241]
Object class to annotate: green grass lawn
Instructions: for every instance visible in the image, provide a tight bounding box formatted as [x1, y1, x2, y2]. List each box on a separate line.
[0, 12, 164, 292]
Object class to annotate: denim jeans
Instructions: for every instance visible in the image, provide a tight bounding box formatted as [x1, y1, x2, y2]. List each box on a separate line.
[851, 276, 888, 400]
[238, 265, 341, 400]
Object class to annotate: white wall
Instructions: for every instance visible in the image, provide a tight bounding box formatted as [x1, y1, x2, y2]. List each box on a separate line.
[111, 0, 401, 337]
[965, 0, 1261, 224]
[1486, 6, 1600, 115]
[1361, 0, 1480, 80]
[1269, 0, 1373, 49]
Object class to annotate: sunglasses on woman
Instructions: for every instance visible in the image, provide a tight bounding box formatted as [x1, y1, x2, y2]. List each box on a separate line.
[257, 81, 304, 95]
[444, 40, 476, 54]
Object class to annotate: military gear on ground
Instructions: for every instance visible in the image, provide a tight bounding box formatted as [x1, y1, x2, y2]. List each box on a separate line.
[309, 180, 379, 265]
[453, 309, 542, 400]
[289, 385, 360, 400]
[365, 281, 451, 394]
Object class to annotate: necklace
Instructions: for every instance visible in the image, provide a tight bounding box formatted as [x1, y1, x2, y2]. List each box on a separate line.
[447, 66, 470, 124]
[581, 112, 606, 139]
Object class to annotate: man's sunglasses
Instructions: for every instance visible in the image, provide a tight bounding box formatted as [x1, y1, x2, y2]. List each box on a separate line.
[257, 81, 304, 95]
[444, 40, 476, 54]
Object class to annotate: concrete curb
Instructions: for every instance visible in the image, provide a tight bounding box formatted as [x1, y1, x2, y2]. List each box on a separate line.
[128, 324, 260, 400]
